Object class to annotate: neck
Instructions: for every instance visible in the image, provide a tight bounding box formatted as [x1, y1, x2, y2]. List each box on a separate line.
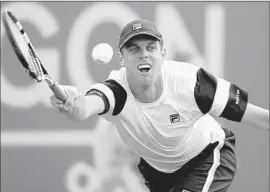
[127, 73, 163, 103]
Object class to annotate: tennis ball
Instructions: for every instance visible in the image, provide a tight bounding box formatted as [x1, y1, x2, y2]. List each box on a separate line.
[92, 43, 113, 64]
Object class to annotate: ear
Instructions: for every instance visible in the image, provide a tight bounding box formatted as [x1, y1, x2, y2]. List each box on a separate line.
[118, 51, 124, 66]
[161, 48, 166, 58]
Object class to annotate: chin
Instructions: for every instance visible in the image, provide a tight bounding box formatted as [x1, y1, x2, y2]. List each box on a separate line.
[138, 78, 153, 87]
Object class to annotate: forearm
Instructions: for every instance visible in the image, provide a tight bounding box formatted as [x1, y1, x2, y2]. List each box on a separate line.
[241, 103, 269, 131]
[69, 94, 105, 121]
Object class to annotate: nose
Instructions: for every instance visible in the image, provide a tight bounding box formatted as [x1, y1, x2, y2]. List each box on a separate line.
[139, 49, 149, 59]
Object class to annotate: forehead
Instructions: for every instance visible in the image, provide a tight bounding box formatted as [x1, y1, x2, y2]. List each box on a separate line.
[124, 34, 160, 47]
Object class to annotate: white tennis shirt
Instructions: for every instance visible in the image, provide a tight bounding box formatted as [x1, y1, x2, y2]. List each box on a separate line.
[88, 60, 247, 173]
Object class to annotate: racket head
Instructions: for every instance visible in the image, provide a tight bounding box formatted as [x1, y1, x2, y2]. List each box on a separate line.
[2, 9, 47, 82]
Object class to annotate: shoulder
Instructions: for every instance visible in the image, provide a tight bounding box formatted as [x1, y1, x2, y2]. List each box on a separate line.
[107, 67, 126, 85]
[163, 60, 200, 79]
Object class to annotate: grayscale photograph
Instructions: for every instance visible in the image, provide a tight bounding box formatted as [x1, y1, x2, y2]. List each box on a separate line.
[1, 2, 269, 192]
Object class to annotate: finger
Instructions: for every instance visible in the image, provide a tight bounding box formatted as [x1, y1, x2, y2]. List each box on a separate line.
[50, 98, 64, 109]
[54, 102, 65, 109]
[63, 100, 72, 110]
[59, 108, 66, 113]
[63, 95, 76, 111]
[50, 95, 64, 105]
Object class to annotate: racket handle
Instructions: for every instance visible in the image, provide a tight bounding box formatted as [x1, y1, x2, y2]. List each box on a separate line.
[49, 82, 68, 102]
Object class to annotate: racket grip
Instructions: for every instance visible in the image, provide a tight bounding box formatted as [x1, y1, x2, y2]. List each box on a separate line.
[49, 82, 68, 102]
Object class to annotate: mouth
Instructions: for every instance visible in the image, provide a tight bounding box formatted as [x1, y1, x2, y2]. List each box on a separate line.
[137, 63, 152, 73]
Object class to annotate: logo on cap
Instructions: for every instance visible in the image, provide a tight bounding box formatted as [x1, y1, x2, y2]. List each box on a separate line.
[133, 23, 142, 30]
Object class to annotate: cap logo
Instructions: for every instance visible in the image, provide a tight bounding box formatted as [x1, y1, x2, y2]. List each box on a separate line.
[133, 23, 142, 30]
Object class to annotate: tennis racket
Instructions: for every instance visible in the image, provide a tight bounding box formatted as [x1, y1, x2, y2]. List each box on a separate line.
[2, 9, 67, 102]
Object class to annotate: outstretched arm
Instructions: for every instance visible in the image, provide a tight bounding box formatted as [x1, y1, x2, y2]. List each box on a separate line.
[50, 86, 105, 121]
[241, 103, 269, 131]
[50, 79, 127, 121]
[189, 67, 269, 131]
[175, 52, 269, 131]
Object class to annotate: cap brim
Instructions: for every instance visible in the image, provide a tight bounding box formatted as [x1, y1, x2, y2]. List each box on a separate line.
[119, 31, 162, 49]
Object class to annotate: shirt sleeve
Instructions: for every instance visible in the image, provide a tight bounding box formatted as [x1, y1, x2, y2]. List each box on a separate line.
[85, 69, 127, 116]
[193, 68, 248, 122]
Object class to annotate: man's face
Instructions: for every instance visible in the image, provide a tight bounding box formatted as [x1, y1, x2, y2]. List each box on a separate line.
[121, 35, 165, 87]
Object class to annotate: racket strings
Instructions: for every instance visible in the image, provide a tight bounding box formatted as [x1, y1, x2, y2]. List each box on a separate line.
[27, 43, 49, 82]
[26, 45, 41, 80]
[4, 10, 50, 83]
[8, 13, 44, 82]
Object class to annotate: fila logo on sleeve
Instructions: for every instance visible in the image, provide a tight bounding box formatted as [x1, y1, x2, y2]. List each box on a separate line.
[235, 89, 240, 104]
[170, 113, 180, 123]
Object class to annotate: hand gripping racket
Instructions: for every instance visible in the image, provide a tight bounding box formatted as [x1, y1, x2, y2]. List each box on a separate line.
[2, 9, 67, 102]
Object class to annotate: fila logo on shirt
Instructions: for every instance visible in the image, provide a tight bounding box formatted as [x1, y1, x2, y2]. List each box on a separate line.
[170, 113, 180, 123]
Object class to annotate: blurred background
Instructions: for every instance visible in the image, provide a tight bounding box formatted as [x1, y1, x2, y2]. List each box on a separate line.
[1, 2, 269, 192]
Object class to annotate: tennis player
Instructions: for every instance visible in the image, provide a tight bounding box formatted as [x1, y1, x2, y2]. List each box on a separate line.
[51, 20, 269, 192]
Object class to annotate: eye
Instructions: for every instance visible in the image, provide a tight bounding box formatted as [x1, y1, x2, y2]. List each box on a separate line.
[129, 46, 138, 52]
[147, 44, 157, 51]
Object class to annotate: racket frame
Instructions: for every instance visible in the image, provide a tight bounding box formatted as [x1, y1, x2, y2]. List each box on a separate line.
[2, 9, 67, 101]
